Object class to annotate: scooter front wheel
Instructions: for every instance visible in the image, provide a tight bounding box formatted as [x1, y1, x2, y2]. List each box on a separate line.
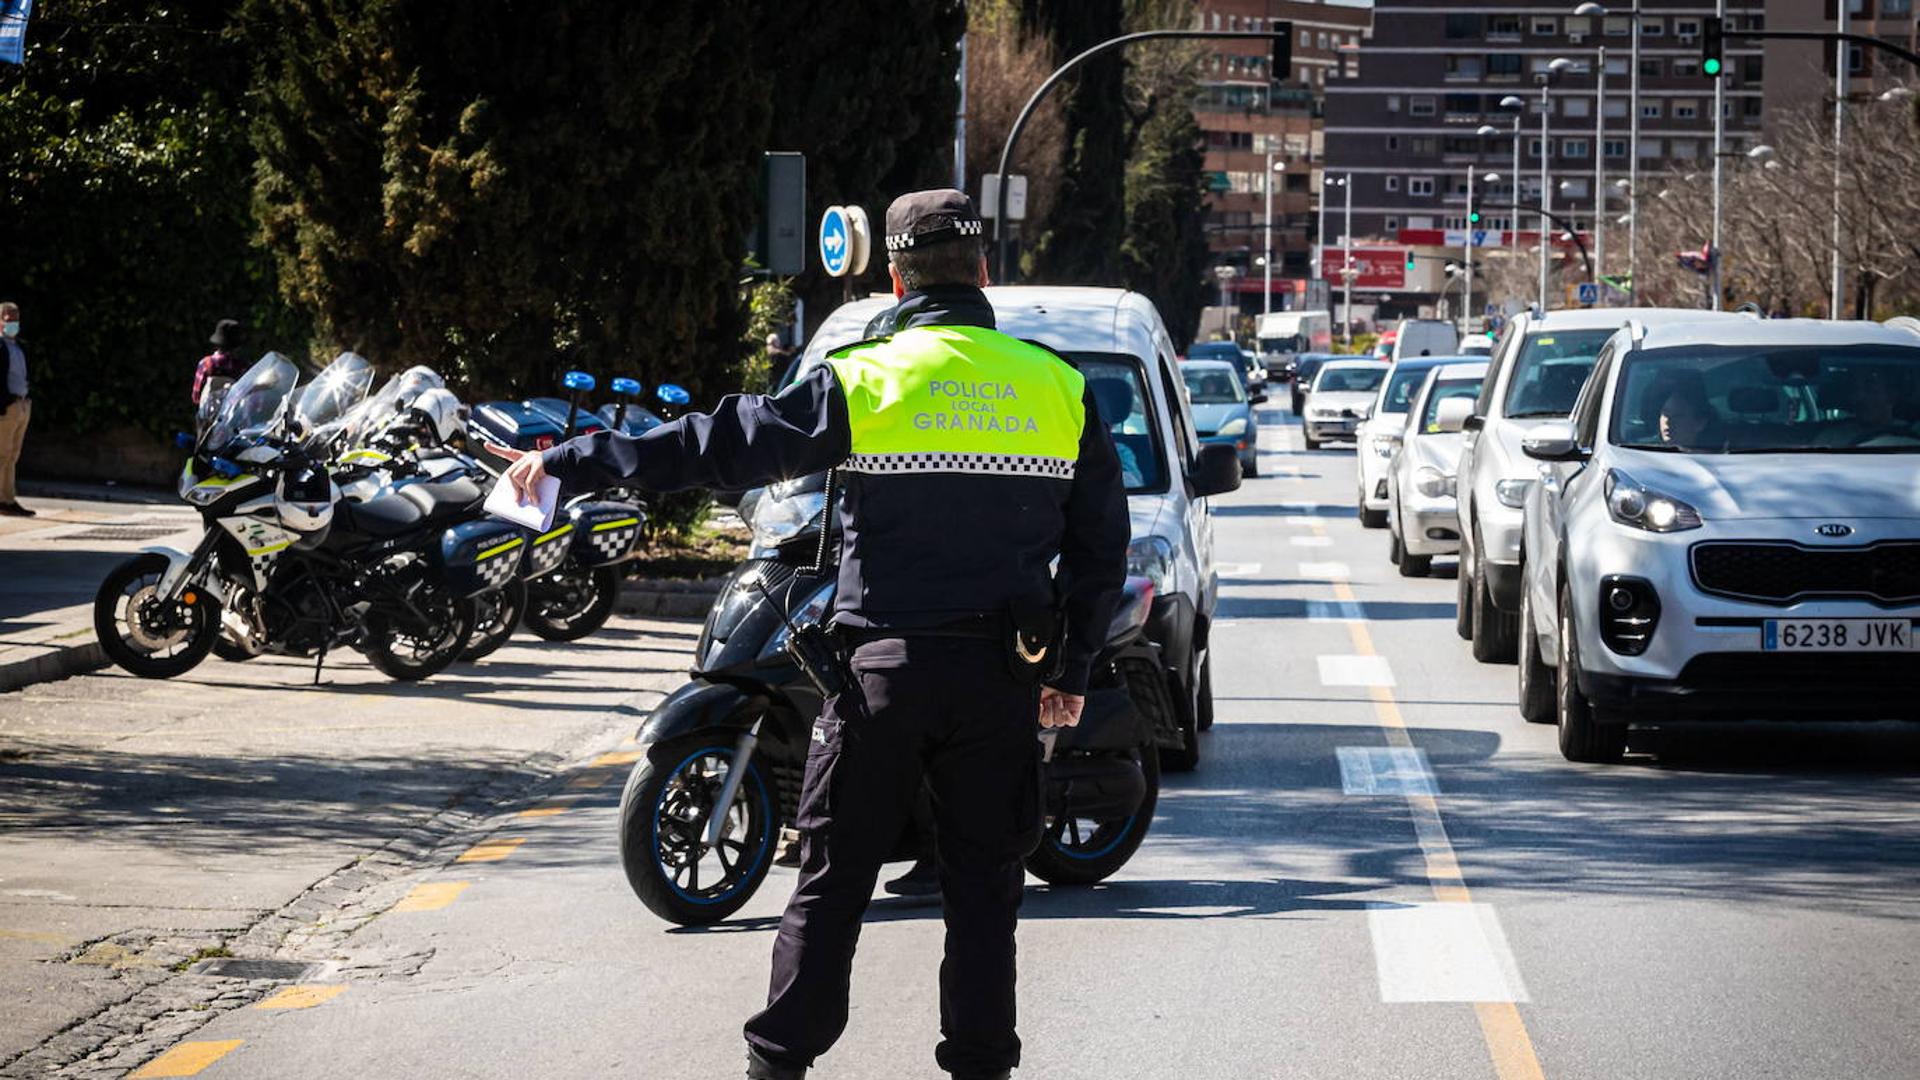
[1024, 748, 1160, 887]
[619, 733, 778, 925]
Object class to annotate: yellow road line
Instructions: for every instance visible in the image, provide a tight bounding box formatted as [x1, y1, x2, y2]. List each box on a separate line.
[0, 928, 71, 945]
[392, 881, 470, 912]
[591, 750, 641, 767]
[129, 1040, 243, 1077]
[516, 802, 571, 818]
[254, 984, 347, 1010]
[454, 837, 526, 863]
[566, 768, 614, 789]
[1321, 531, 1548, 1080]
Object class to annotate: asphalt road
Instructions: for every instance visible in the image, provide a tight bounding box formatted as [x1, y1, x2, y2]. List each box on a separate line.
[5, 400, 1919, 1079]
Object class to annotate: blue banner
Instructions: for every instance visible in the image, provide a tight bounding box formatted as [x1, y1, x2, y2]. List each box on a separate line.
[0, 0, 32, 66]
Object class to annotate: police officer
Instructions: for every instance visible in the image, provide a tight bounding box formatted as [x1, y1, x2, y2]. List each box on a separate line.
[496, 189, 1129, 1079]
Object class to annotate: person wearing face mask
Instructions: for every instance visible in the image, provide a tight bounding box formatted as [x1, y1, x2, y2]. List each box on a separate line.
[0, 301, 31, 517]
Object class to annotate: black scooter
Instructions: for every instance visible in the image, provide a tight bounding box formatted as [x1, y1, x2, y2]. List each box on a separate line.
[614, 476, 1175, 926]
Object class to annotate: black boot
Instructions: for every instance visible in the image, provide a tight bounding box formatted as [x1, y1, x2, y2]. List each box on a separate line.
[882, 857, 941, 902]
[746, 1046, 806, 1080]
[951, 1072, 1011, 1080]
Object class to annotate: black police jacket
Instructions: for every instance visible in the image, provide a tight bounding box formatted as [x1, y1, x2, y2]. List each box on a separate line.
[540, 285, 1130, 695]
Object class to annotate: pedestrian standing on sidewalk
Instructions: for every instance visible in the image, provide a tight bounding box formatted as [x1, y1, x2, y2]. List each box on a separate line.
[0, 301, 32, 518]
[494, 189, 1130, 1080]
[191, 319, 248, 407]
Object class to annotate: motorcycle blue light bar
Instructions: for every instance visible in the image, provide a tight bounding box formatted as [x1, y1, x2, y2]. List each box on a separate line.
[210, 457, 242, 478]
[656, 383, 690, 406]
[611, 377, 642, 396]
[562, 370, 597, 392]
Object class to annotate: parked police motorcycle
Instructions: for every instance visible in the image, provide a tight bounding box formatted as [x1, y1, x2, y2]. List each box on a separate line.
[615, 474, 1172, 926]
[92, 352, 519, 682]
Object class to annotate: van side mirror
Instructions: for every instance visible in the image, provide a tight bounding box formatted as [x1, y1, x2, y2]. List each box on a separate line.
[1521, 420, 1587, 462]
[1462, 413, 1485, 432]
[1190, 442, 1243, 498]
[1433, 397, 1474, 434]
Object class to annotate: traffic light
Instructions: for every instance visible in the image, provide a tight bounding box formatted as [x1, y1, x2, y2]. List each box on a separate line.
[1404, 252, 1417, 272]
[1271, 21, 1292, 81]
[1466, 195, 1483, 227]
[1701, 16, 1724, 78]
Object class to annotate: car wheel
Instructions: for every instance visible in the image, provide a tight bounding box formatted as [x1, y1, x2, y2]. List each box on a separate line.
[1195, 652, 1215, 732]
[1303, 433, 1320, 451]
[1455, 532, 1476, 641]
[1398, 547, 1431, 577]
[1469, 533, 1519, 664]
[1159, 662, 1203, 773]
[1244, 455, 1259, 478]
[1556, 584, 1627, 763]
[1517, 585, 1555, 724]
[1387, 528, 1403, 566]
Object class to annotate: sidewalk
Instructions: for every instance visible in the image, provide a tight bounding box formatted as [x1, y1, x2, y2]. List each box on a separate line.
[0, 486, 200, 692]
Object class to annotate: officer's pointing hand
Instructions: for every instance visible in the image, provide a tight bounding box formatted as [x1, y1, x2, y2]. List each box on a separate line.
[1039, 687, 1084, 729]
[486, 442, 548, 507]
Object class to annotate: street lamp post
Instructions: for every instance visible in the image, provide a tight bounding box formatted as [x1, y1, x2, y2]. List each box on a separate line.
[1538, 59, 1575, 309]
[1710, 0, 1726, 310]
[1263, 153, 1287, 316]
[1593, 45, 1607, 286]
[1342, 175, 1354, 344]
[1213, 264, 1239, 339]
[1577, 2, 1639, 297]
[1832, 2, 1849, 317]
[1468, 127, 1499, 335]
[1500, 96, 1526, 256]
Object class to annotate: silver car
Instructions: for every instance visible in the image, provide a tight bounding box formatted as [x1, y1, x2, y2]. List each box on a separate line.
[1454, 306, 1753, 663]
[1302, 359, 1388, 449]
[1386, 362, 1487, 577]
[1517, 318, 1920, 763]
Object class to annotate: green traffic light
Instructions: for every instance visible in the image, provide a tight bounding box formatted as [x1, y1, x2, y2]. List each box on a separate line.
[1703, 58, 1722, 76]
[1468, 211, 1482, 224]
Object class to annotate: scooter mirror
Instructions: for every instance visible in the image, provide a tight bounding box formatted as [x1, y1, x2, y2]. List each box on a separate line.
[656, 383, 690, 406]
[611, 377, 642, 397]
[562, 370, 597, 393]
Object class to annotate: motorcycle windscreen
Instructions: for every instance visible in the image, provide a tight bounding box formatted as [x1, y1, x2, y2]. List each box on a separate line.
[438, 518, 528, 597]
[566, 501, 645, 566]
[203, 352, 299, 452]
[292, 351, 375, 452]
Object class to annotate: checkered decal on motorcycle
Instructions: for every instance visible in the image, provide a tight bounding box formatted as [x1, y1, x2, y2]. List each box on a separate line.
[525, 527, 572, 577]
[585, 520, 639, 564]
[472, 545, 522, 590]
[845, 451, 1075, 480]
[248, 548, 286, 583]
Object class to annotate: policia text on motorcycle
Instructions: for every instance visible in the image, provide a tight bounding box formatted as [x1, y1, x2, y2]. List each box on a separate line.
[495, 189, 1130, 1080]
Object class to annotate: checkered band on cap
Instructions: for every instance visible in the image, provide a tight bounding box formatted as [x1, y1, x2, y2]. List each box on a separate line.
[844, 451, 1074, 480]
[884, 218, 984, 252]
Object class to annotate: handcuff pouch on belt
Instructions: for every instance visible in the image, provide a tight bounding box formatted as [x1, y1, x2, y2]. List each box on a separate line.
[1007, 593, 1066, 686]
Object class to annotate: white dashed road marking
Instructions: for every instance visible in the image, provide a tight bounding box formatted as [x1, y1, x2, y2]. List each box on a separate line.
[1367, 903, 1531, 1003]
[1298, 561, 1351, 580]
[1337, 746, 1437, 796]
[1316, 654, 1396, 687]
[1290, 535, 1334, 547]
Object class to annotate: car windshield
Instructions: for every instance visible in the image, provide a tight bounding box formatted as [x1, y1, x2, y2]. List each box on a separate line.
[1182, 366, 1246, 404]
[1420, 377, 1486, 433]
[1066, 352, 1167, 493]
[1610, 344, 1920, 454]
[1314, 366, 1386, 394]
[1502, 328, 1615, 417]
[1187, 342, 1240, 362]
[1379, 365, 1434, 414]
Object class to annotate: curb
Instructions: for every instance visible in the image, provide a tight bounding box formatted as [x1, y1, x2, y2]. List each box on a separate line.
[616, 577, 725, 619]
[0, 639, 109, 694]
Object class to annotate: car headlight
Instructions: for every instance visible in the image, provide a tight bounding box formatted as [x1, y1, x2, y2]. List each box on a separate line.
[760, 581, 837, 660]
[1604, 469, 1701, 532]
[1414, 466, 1455, 499]
[1311, 406, 1338, 418]
[748, 489, 826, 556]
[1372, 434, 1401, 458]
[1126, 536, 1176, 595]
[1494, 478, 1532, 509]
[1217, 417, 1248, 437]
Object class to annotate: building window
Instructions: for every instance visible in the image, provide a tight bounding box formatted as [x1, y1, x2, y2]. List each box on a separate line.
[1563, 96, 1592, 118]
[1387, 94, 1402, 112]
[1446, 55, 1485, 80]
[1489, 15, 1522, 38]
[1642, 17, 1666, 37]
[1409, 96, 1437, 117]
[1384, 217, 1400, 233]
[1300, 28, 1310, 47]
[1444, 215, 1467, 230]
[1410, 136, 1439, 155]
[1605, 56, 1628, 76]
[1604, 138, 1628, 158]
[1886, 0, 1912, 14]
[1674, 99, 1699, 120]
[1409, 177, 1436, 197]
[1560, 178, 1589, 199]
[1488, 54, 1524, 78]
[1604, 98, 1628, 118]
[1528, 137, 1547, 159]
[1745, 96, 1764, 118]
[1386, 176, 1402, 192]
[1639, 138, 1663, 159]
[1604, 16, 1631, 35]
[1744, 56, 1764, 82]
[1675, 18, 1701, 39]
[1318, 31, 1330, 50]
[1640, 58, 1664, 78]
[1445, 13, 1483, 39]
[1532, 17, 1558, 36]
[1563, 138, 1590, 159]
[1444, 93, 1481, 115]
[1565, 15, 1592, 35]
[1408, 216, 1434, 230]
[1671, 139, 1699, 159]
[1386, 135, 1401, 151]
[1641, 101, 1664, 119]
[1673, 59, 1700, 78]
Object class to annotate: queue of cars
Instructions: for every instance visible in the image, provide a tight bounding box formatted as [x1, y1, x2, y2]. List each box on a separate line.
[1319, 305, 1920, 765]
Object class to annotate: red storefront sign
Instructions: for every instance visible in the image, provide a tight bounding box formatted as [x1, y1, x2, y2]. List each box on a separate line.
[1323, 247, 1408, 290]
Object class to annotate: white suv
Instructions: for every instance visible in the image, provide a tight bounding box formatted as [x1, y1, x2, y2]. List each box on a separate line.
[1454, 307, 1751, 663]
[801, 286, 1235, 771]
[1517, 318, 1920, 762]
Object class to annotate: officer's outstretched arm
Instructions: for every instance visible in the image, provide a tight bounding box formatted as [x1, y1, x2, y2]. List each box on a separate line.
[1051, 390, 1131, 696]
[541, 366, 852, 495]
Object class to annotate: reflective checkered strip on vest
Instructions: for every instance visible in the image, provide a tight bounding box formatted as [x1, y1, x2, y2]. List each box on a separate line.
[826, 326, 1086, 478]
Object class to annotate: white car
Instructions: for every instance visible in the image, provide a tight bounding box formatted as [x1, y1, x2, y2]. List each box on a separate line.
[1356, 356, 1477, 528]
[1516, 317, 1920, 763]
[1389, 318, 1460, 362]
[1302, 359, 1389, 449]
[1454, 306, 1753, 663]
[1386, 362, 1488, 577]
[800, 286, 1236, 771]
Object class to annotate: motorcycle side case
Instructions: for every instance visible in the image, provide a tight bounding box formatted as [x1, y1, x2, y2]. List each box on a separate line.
[469, 402, 566, 452]
[567, 500, 644, 566]
[518, 520, 576, 580]
[436, 518, 527, 597]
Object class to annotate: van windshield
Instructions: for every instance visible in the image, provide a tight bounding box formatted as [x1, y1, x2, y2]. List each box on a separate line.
[1065, 352, 1167, 493]
[1503, 329, 1616, 417]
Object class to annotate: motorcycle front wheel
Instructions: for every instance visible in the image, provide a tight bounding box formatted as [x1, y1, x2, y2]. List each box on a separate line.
[460, 579, 526, 662]
[1024, 748, 1161, 887]
[362, 585, 474, 681]
[523, 563, 621, 642]
[93, 553, 218, 679]
[619, 733, 778, 926]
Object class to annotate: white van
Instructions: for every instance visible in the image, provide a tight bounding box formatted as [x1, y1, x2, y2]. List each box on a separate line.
[1390, 318, 1460, 362]
[1256, 310, 1332, 362]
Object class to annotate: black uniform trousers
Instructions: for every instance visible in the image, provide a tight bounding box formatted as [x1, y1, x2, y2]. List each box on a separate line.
[744, 635, 1043, 1076]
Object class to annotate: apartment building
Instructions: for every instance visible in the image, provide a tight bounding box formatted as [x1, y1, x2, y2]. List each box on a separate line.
[1763, 0, 1918, 127]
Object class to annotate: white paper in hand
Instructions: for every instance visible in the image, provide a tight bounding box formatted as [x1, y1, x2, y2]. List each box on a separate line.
[484, 473, 560, 532]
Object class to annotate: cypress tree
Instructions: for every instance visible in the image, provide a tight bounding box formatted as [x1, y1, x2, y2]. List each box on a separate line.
[1018, 0, 1128, 284]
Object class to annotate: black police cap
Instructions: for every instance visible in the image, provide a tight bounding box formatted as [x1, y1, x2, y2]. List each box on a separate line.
[884, 189, 985, 254]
